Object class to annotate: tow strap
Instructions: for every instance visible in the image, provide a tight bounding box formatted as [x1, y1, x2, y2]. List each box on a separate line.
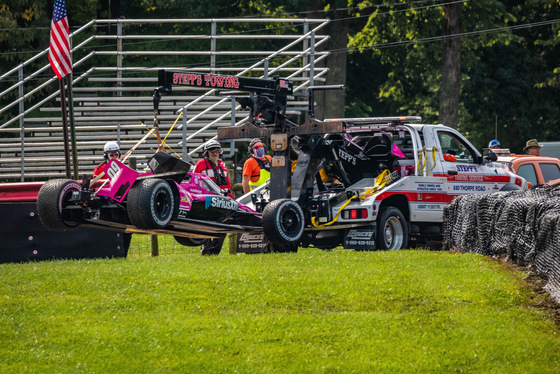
[417, 147, 437, 176]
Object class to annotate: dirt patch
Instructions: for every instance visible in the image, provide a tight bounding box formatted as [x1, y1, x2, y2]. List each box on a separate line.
[494, 256, 560, 328]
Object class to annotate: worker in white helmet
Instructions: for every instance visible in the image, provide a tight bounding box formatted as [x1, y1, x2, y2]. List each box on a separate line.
[93, 141, 122, 178]
[92, 141, 132, 256]
[193, 140, 232, 255]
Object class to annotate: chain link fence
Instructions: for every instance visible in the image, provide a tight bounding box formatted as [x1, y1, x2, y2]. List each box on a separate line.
[443, 186, 560, 302]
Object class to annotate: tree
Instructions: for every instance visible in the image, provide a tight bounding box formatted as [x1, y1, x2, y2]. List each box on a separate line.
[461, 0, 560, 152]
[439, 3, 463, 129]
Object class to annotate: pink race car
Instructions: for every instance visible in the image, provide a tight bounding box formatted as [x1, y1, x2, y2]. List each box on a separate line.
[37, 152, 265, 247]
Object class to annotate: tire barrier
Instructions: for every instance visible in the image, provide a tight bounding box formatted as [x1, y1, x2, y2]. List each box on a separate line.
[443, 186, 560, 302]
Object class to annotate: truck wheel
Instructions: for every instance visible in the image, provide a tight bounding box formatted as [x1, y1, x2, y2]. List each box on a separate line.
[37, 179, 82, 231]
[262, 199, 304, 245]
[377, 207, 409, 250]
[127, 179, 175, 229]
[174, 236, 206, 247]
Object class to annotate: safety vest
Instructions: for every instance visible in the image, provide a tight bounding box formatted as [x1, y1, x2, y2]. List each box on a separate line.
[249, 156, 271, 189]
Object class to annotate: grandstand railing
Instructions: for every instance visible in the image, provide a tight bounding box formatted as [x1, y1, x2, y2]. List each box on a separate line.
[0, 18, 330, 181]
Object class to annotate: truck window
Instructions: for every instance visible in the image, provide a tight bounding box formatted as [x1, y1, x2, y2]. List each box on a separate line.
[517, 164, 538, 186]
[437, 132, 475, 163]
[391, 132, 414, 159]
[539, 162, 560, 183]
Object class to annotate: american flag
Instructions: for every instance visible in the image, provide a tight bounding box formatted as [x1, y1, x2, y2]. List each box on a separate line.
[48, 0, 72, 79]
[279, 79, 289, 89]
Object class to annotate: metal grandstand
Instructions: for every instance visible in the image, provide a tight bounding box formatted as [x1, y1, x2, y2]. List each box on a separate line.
[0, 18, 330, 181]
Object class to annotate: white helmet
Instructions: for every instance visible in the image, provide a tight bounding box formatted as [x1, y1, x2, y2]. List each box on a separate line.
[103, 141, 121, 160]
[104, 141, 120, 153]
[204, 140, 222, 156]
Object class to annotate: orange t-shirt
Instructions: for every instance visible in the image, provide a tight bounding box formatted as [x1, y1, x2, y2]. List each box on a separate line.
[243, 155, 272, 183]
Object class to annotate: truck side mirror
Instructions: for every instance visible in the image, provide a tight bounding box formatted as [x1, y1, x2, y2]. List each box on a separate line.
[481, 149, 497, 163]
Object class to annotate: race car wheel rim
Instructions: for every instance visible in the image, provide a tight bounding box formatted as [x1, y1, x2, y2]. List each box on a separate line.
[280, 208, 300, 237]
[383, 216, 404, 250]
[153, 188, 172, 223]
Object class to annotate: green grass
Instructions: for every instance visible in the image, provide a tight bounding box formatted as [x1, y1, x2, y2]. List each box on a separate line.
[1, 235, 560, 373]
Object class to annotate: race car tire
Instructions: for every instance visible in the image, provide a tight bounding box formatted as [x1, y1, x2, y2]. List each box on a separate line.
[262, 199, 304, 245]
[37, 179, 82, 231]
[127, 179, 175, 229]
[173, 236, 206, 247]
[377, 206, 409, 250]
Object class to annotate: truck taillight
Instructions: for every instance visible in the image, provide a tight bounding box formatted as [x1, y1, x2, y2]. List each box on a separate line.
[342, 209, 368, 219]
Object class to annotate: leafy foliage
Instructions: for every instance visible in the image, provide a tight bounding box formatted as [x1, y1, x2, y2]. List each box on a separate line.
[348, 0, 560, 149]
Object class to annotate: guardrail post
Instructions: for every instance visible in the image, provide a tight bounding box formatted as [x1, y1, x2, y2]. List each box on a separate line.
[117, 20, 123, 87]
[228, 233, 237, 254]
[264, 58, 269, 79]
[228, 96, 236, 156]
[182, 108, 187, 159]
[67, 74, 78, 180]
[151, 235, 159, 256]
[303, 21, 309, 80]
[310, 31, 315, 87]
[18, 64, 24, 182]
[211, 21, 216, 74]
[117, 20, 123, 151]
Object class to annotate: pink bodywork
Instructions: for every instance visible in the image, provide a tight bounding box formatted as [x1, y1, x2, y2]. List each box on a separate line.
[99, 159, 258, 214]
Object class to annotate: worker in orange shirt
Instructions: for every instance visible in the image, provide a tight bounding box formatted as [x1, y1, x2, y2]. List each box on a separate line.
[242, 138, 272, 193]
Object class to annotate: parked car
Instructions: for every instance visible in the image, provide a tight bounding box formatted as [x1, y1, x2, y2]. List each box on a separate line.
[496, 154, 560, 187]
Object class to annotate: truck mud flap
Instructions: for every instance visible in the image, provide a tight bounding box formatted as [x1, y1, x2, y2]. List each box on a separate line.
[236, 232, 270, 254]
[344, 226, 377, 250]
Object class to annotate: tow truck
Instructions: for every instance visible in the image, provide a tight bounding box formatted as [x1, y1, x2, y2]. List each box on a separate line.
[103, 71, 529, 251]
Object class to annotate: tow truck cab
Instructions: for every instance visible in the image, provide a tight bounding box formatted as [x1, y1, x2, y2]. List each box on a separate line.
[297, 117, 527, 250]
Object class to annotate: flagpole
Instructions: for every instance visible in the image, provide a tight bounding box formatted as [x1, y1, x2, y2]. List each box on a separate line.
[59, 76, 72, 178]
[67, 73, 78, 179]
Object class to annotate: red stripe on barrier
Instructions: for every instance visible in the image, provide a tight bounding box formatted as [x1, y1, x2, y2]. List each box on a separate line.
[0, 182, 45, 202]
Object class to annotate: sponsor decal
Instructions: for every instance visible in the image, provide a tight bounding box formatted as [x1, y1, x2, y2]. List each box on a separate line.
[237, 233, 268, 252]
[204, 196, 239, 210]
[456, 165, 478, 173]
[416, 183, 443, 192]
[338, 149, 356, 165]
[453, 174, 485, 182]
[148, 158, 159, 171]
[452, 185, 486, 192]
[347, 230, 375, 240]
[172, 73, 240, 89]
[344, 227, 377, 250]
[239, 233, 266, 243]
[173, 73, 202, 86]
[417, 204, 443, 210]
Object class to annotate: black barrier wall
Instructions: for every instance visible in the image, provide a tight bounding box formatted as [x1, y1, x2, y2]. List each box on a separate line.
[443, 186, 560, 302]
[0, 202, 126, 263]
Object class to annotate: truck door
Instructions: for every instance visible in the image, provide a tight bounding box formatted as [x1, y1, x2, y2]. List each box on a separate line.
[435, 130, 499, 203]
